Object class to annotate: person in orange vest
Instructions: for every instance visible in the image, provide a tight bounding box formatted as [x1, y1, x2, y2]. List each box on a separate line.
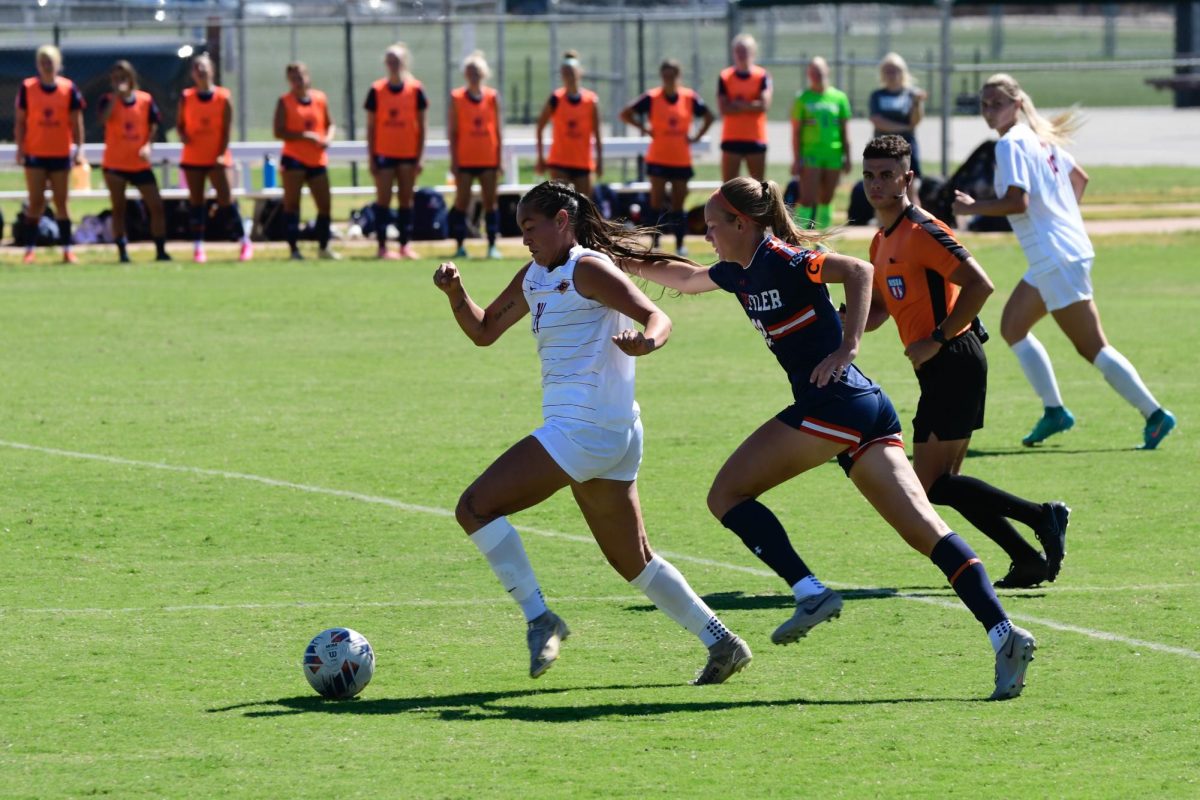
[365, 42, 427, 260]
[13, 44, 85, 264]
[620, 58, 715, 256]
[176, 53, 252, 263]
[717, 34, 772, 182]
[447, 51, 504, 260]
[274, 62, 337, 261]
[535, 51, 603, 198]
[99, 60, 170, 263]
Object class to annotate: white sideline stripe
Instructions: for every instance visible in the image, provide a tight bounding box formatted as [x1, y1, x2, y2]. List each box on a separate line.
[0, 596, 644, 616]
[2, 439, 1198, 661]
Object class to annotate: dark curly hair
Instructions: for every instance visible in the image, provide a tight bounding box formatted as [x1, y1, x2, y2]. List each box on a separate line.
[862, 134, 912, 165]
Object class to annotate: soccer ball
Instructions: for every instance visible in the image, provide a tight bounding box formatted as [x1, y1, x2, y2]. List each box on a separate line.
[302, 628, 375, 699]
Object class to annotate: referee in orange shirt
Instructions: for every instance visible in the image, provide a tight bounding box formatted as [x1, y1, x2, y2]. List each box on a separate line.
[860, 135, 1069, 589]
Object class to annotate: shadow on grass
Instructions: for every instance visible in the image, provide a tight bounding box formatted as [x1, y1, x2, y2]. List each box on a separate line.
[208, 683, 981, 722]
[622, 587, 971, 614]
[966, 445, 1135, 458]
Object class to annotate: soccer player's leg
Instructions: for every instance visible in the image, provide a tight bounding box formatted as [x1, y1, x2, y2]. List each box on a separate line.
[449, 169, 474, 257]
[134, 176, 171, 260]
[1002, 279, 1072, 445]
[47, 167, 75, 263]
[479, 168, 502, 258]
[104, 169, 132, 262]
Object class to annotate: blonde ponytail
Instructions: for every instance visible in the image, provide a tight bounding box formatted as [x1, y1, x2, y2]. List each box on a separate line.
[715, 177, 836, 249]
[984, 73, 1082, 146]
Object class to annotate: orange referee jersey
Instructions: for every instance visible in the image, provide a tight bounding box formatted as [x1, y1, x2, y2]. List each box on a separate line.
[370, 77, 424, 159]
[279, 89, 330, 167]
[450, 86, 500, 169]
[719, 65, 768, 144]
[180, 86, 230, 166]
[102, 90, 155, 172]
[547, 87, 597, 171]
[645, 87, 695, 168]
[870, 205, 973, 348]
[21, 76, 78, 158]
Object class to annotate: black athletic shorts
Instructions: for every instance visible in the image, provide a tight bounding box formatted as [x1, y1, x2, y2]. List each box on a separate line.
[24, 155, 71, 171]
[546, 164, 591, 180]
[104, 168, 157, 186]
[456, 166, 499, 176]
[912, 330, 986, 443]
[646, 162, 694, 181]
[720, 140, 768, 155]
[281, 154, 327, 178]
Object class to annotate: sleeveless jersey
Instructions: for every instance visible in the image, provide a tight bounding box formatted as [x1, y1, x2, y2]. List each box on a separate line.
[279, 89, 330, 167]
[102, 90, 156, 172]
[708, 235, 873, 400]
[368, 78, 424, 159]
[21, 76, 79, 158]
[180, 86, 231, 166]
[644, 87, 696, 168]
[523, 245, 638, 431]
[718, 66, 769, 144]
[450, 86, 500, 169]
[547, 88, 597, 171]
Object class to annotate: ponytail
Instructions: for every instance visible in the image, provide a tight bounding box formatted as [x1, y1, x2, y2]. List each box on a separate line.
[714, 177, 836, 248]
[983, 73, 1082, 146]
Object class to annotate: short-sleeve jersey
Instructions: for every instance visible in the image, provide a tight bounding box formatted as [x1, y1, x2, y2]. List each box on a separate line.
[718, 66, 769, 144]
[522, 245, 638, 431]
[708, 235, 871, 400]
[278, 90, 330, 167]
[869, 87, 918, 131]
[450, 86, 500, 169]
[993, 122, 1094, 270]
[179, 86, 230, 166]
[100, 90, 159, 171]
[546, 88, 598, 171]
[365, 78, 428, 159]
[630, 87, 706, 168]
[793, 87, 851, 157]
[870, 205, 973, 348]
[18, 76, 84, 158]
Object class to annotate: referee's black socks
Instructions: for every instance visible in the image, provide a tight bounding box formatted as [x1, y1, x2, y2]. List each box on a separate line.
[928, 474, 1043, 563]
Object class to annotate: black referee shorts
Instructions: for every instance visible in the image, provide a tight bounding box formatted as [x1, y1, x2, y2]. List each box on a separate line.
[912, 330, 986, 443]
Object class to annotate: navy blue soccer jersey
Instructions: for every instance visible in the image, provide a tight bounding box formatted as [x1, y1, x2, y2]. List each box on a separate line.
[708, 235, 872, 398]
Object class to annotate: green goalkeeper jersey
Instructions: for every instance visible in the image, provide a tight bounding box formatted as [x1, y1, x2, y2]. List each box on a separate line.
[793, 87, 851, 156]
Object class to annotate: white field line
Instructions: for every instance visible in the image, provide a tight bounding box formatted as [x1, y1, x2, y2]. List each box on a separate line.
[2, 438, 1198, 661]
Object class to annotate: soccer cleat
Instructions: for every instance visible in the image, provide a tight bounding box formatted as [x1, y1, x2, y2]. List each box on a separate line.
[771, 587, 843, 645]
[486, 245, 503, 260]
[1035, 502, 1070, 582]
[193, 246, 207, 264]
[452, 245, 468, 258]
[377, 246, 401, 261]
[22, 250, 37, 265]
[526, 610, 570, 679]
[289, 249, 305, 261]
[317, 247, 342, 261]
[1140, 408, 1176, 450]
[992, 557, 1049, 590]
[63, 251, 79, 265]
[238, 240, 254, 262]
[118, 251, 132, 264]
[156, 250, 172, 262]
[399, 243, 420, 260]
[691, 633, 753, 685]
[1022, 406, 1075, 446]
[990, 625, 1036, 700]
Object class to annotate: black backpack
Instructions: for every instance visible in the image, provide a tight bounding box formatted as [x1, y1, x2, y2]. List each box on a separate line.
[412, 188, 448, 240]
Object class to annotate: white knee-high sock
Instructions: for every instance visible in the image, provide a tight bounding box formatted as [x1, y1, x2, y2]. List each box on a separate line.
[630, 555, 728, 647]
[1093, 345, 1160, 418]
[1011, 334, 1064, 407]
[469, 517, 548, 622]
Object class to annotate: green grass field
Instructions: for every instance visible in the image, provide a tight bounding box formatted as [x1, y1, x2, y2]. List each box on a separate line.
[1, 231, 1197, 798]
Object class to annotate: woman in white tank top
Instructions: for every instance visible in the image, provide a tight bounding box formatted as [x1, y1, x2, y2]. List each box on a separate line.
[432, 180, 752, 685]
[952, 74, 1174, 450]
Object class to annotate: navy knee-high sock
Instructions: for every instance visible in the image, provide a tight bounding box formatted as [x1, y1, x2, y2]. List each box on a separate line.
[929, 533, 1007, 632]
[57, 218, 73, 250]
[448, 207, 468, 246]
[396, 207, 413, 246]
[720, 499, 813, 587]
[485, 209, 500, 246]
[316, 214, 331, 250]
[929, 475, 1042, 563]
[284, 211, 300, 251]
[373, 203, 391, 248]
[188, 204, 206, 244]
[224, 203, 245, 241]
[668, 209, 687, 247]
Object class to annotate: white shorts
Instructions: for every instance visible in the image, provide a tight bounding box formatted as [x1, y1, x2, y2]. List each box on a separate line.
[1023, 258, 1093, 312]
[532, 416, 643, 483]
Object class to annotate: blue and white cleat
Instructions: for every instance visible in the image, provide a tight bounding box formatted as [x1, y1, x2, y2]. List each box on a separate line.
[526, 610, 570, 679]
[1140, 408, 1176, 450]
[1022, 406, 1075, 446]
[990, 626, 1036, 700]
[771, 588, 843, 645]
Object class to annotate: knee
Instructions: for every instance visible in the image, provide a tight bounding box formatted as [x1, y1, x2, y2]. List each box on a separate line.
[1000, 322, 1027, 347]
[706, 481, 743, 522]
[453, 487, 494, 533]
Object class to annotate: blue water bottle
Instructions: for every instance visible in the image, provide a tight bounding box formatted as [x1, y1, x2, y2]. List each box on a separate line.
[262, 154, 277, 189]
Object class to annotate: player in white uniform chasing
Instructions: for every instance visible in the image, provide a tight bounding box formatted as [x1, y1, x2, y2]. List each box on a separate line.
[953, 73, 1175, 449]
[432, 180, 752, 685]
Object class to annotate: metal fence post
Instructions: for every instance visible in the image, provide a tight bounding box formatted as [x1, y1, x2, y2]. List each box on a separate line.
[344, 15, 358, 187]
[939, 0, 952, 178]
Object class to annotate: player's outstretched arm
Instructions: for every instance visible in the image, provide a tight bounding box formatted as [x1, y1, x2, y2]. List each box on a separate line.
[575, 255, 671, 356]
[617, 254, 718, 295]
[433, 262, 530, 347]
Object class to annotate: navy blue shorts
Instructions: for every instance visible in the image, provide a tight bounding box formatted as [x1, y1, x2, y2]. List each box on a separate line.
[456, 166, 499, 177]
[281, 154, 327, 179]
[546, 164, 591, 180]
[646, 163, 695, 181]
[373, 156, 419, 170]
[913, 330, 985, 443]
[24, 155, 71, 172]
[720, 140, 768, 155]
[104, 168, 157, 186]
[776, 381, 904, 477]
[180, 162, 221, 172]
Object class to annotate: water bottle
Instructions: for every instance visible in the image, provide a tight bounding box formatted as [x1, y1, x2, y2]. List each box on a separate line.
[263, 154, 277, 189]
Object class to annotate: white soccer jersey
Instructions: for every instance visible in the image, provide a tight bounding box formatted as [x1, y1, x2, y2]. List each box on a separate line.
[993, 122, 1094, 271]
[523, 245, 639, 431]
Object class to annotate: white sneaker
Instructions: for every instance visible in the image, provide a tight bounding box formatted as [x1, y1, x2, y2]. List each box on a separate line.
[317, 247, 342, 261]
[526, 610, 570, 678]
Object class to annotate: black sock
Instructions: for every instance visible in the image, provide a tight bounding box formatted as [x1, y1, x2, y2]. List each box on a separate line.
[116, 236, 128, 257]
[928, 474, 1042, 563]
[189, 204, 206, 242]
[373, 203, 391, 248]
[397, 207, 413, 246]
[448, 207, 468, 246]
[225, 204, 245, 241]
[316, 214, 331, 250]
[669, 210, 686, 248]
[284, 211, 300, 251]
[485, 209, 500, 246]
[720, 499, 813, 587]
[929, 533, 1006, 632]
[154, 236, 167, 256]
[58, 218, 72, 249]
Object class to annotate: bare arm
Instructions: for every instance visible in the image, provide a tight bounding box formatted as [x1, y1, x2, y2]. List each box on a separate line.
[618, 254, 718, 295]
[869, 114, 911, 134]
[534, 99, 553, 167]
[592, 102, 603, 176]
[1070, 164, 1089, 203]
[273, 99, 292, 140]
[432, 262, 530, 347]
[812, 253, 873, 387]
[692, 107, 715, 142]
[71, 108, 85, 164]
[218, 99, 232, 155]
[415, 108, 426, 165]
[574, 256, 671, 356]
[13, 107, 25, 162]
[446, 97, 458, 172]
[903, 256, 994, 369]
[619, 102, 645, 135]
[863, 285, 891, 333]
[953, 184, 1029, 217]
[839, 117, 851, 173]
[493, 94, 504, 173]
[323, 103, 335, 146]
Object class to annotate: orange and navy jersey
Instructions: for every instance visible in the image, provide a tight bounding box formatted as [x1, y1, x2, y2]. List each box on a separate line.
[869, 205, 973, 348]
[450, 86, 500, 169]
[365, 78, 428, 159]
[547, 88, 597, 171]
[708, 235, 857, 397]
[718, 65, 769, 144]
[278, 89, 330, 167]
[17, 76, 84, 158]
[179, 86, 231, 166]
[629, 87, 708, 168]
[99, 90, 159, 171]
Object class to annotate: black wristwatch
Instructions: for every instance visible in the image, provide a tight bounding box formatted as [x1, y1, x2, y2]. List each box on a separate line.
[931, 327, 948, 346]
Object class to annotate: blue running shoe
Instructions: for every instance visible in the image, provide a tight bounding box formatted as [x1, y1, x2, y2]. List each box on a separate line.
[1022, 406, 1075, 447]
[1140, 408, 1176, 450]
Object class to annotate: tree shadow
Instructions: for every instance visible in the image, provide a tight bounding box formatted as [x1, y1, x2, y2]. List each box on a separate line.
[207, 683, 981, 723]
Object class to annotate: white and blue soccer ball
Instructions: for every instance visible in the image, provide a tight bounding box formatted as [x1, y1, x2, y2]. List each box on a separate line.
[303, 628, 375, 699]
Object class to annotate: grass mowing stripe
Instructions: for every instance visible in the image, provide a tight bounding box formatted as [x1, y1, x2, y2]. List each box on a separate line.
[4, 437, 1197, 662]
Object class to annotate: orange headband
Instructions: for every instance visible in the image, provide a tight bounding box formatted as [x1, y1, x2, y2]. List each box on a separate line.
[711, 188, 754, 224]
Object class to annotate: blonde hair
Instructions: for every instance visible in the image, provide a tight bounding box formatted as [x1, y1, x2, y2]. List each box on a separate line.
[36, 44, 62, 71]
[731, 33, 757, 57]
[386, 43, 411, 81]
[878, 52, 911, 88]
[461, 50, 490, 81]
[714, 177, 834, 248]
[983, 73, 1082, 146]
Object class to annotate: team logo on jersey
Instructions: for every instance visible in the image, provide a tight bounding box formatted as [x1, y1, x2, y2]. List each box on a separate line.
[555, 279, 570, 293]
[887, 276, 906, 300]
